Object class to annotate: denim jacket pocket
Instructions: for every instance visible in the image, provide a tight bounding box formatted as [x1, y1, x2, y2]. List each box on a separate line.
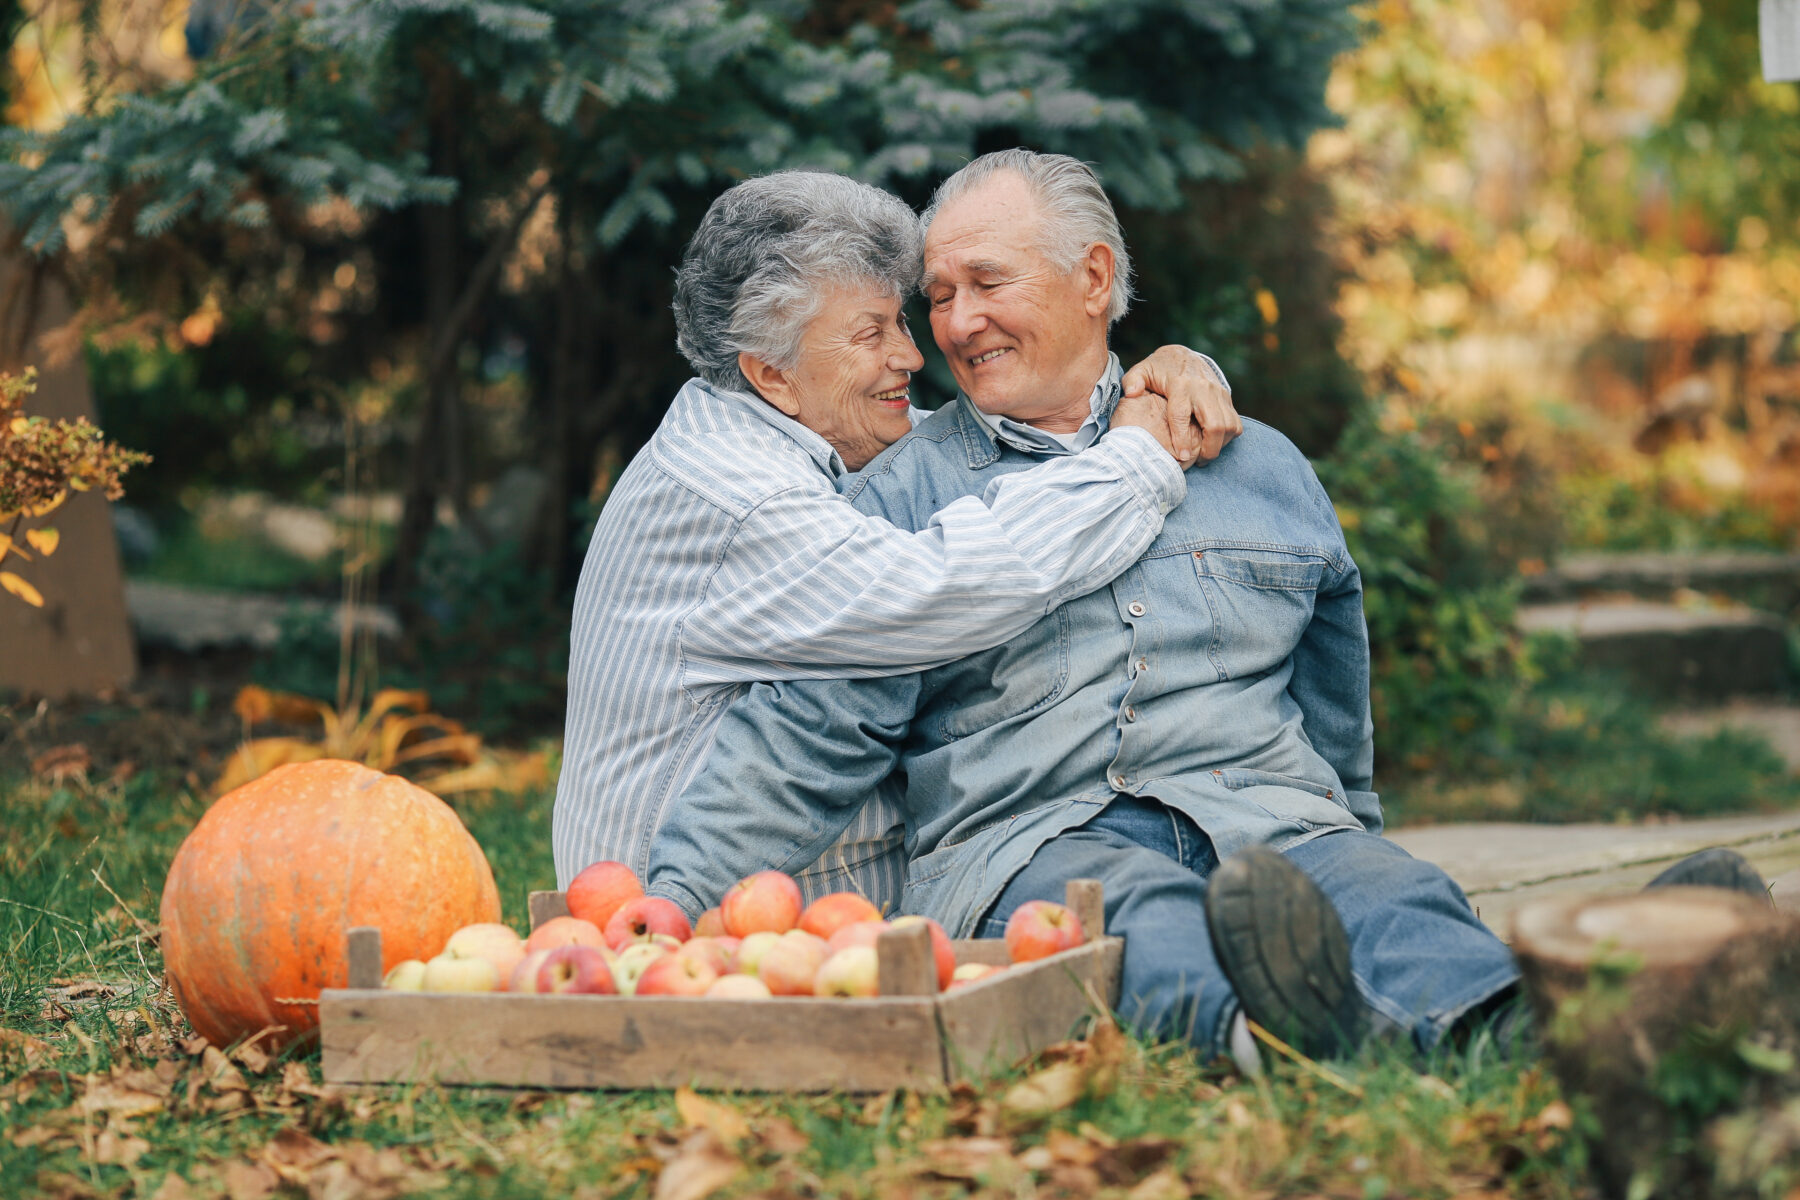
[1213, 767, 1340, 802]
[1211, 767, 1357, 831]
[1193, 550, 1324, 681]
[926, 606, 1071, 741]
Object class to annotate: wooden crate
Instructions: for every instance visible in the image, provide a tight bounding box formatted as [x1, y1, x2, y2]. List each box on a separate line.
[320, 879, 1122, 1092]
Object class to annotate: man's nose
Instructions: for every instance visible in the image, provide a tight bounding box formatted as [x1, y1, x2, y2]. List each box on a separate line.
[941, 291, 988, 345]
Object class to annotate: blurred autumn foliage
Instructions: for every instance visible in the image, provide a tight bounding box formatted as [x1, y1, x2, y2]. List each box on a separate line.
[1320, 0, 1800, 557]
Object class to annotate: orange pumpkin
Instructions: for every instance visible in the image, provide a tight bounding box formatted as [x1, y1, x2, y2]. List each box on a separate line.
[160, 758, 501, 1049]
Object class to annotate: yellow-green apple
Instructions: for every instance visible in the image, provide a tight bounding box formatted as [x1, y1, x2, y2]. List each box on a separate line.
[891, 915, 956, 990]
[758, 930, 829, 996]
[734, 931, 781, 976]
[382, 959, 427, 991]
[1004, 901, 1084, 962]
[421, 952, 499, 992]
[525, 915, 608, 955]
[565, 860, 643, 930]
[610, 942, 670, 995]
[720, 870, 803, 937]
[604, 896, 693, 950]
[694, 907, 727, 938]
[826, 920, 888, 955]
[676, 937, 732, 976]
[705, 973, 772, 999]
[537, 944, 618, 994]
[509, 948, 554, 993]
[948, 963, 1004, 988]
[797, 892, 883, 940]
[442, 922, 527, 988]
[814, 946, 880, 997]
[636, 953, 719, 996]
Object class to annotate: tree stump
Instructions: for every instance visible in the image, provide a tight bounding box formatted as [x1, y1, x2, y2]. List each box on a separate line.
[1513, 888, 1800, 1198]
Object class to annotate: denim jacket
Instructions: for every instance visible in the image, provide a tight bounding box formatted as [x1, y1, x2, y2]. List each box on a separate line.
[647, 387, 1379, 939]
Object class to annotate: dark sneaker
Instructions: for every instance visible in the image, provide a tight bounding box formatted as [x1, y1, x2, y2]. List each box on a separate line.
[1205, 846, 1368, 1060]
[1645, 847, 1771, 904]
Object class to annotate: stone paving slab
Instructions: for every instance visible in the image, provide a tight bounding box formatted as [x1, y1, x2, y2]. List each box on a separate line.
[1387, 811, 1800, 937]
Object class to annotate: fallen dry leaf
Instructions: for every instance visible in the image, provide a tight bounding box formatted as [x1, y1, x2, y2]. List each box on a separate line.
[47, 978, 115, 1001]
[0, 1027, 52, 1064]
[32, 744, 90, 786]
[1095, 1137, 1180, 1185]
[654, 1128, 741, 1200]
[756, 1115, 811, 1155]
[12, 1124, 72, 1149]
[1000, 1060, 1088, 1119]
[75, 1079, 166, 1119]
[1125, 1168, 1188, 1200]
[219, 1158, 281, 1200]
[94, 1127, 151, 1166]
[263, 1126, 339, 1182]
[149, 1173, 195, 1200]
[918, 1136, 1019, 1182]
[675, 1085, 753, 1144]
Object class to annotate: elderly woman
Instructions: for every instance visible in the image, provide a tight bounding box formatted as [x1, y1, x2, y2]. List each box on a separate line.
[553, 169, 1237, 905]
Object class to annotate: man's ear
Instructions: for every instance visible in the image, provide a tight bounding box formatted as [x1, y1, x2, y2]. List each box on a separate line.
[1080, 241, 1108, 318]
[739, 352, 800, 417]
[1080, 242, 1115, 319]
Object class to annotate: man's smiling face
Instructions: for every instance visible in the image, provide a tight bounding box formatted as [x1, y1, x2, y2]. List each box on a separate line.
[921, 171, 1112, 431]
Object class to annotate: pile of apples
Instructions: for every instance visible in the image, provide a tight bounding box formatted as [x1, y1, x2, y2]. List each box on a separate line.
[380, 863, 1086, 999]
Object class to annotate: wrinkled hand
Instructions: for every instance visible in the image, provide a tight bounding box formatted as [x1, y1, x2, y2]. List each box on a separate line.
[1120, 345, 1242, 468]
[1110, 391, 1179, 458]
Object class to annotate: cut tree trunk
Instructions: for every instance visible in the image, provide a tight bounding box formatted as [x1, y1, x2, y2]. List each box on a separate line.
[1513, 888, 1800, 1198]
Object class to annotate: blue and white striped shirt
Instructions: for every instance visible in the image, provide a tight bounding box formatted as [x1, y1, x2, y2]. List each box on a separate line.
[551, 369, 1184, 904]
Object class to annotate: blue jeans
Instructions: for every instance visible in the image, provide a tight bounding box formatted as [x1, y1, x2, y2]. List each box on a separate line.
[977, 796, 1520, 1059]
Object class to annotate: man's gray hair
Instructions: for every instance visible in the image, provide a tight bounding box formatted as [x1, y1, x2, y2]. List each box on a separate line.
[673, 171, 923, 393]
[922, 149, 1134, 325]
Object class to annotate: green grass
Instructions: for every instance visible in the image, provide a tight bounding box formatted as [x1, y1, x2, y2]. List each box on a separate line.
[130, 518, 343, 593]
[0, 769, 1595, 1200]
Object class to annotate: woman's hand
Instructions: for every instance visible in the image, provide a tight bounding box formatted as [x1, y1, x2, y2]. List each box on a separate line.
[1120, 346, 1242, 468]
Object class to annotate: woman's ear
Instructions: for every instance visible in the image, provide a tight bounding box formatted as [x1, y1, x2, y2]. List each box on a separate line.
[739, 352, 800, 417]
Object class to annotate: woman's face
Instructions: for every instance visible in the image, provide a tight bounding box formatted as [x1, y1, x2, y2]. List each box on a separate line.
[755, 283, 925, 471]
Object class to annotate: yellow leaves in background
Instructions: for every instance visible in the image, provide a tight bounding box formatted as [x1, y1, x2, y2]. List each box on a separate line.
[0, 570, 43, 606]
[25, 526, 58, 555]
[217, 684, 549, 798]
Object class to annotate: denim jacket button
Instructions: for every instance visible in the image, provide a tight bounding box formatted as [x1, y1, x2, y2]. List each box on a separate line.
[1134, 658, 1148, 674]
[1111, 774, 1128, 789]
[1124, 706, 1138, 722]
[1127, 601, 1146, 617]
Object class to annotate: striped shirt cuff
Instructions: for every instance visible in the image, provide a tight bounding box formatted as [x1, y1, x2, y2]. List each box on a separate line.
[1093, 424, 1187, 516]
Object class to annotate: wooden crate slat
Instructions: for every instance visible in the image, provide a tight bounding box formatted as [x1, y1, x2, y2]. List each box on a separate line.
[321, 991, 946, 1092]
[935, 938, 1123, 1083]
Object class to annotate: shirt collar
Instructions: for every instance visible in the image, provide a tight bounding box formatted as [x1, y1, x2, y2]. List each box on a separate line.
[967, 353, 1123, 458]
[689, 377, 847, 478]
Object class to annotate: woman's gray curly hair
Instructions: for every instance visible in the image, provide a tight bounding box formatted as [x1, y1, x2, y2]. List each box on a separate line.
[673, 171, 923, 394]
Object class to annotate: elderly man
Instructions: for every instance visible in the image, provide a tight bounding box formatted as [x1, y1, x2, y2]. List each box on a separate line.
[645, 150, 1524, 1066]
[553, 170, 1239, 904]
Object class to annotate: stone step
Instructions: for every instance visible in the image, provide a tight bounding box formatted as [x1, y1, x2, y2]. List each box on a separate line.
[1659, 703, 1800, 772]
[1388, 810, 1800, 938]
[1522, 550, 1800, 613]
[125, 580, 398, 654]
[1517, 599, 1793, 700]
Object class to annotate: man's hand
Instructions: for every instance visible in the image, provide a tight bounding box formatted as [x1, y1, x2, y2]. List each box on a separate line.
[1121, 346, 1243, 468]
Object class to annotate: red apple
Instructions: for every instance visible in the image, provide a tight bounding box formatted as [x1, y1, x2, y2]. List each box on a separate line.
[610, 943, 670, 995]
[798, 892, 884, 940]
[948, 962, 1004, 988]
[509, 948, 553, 993]
[525, 915, 608, 956]
[694, 907, 727, 938]
[720, 871, 803, 937]
[537, 944, 618, 994]
[826, 920, 888, 955]
[705, 973, 772, 999]
[566, 860, 644, 930]
[891, 915, 956, 990]
[1003, 901, 1085, 963]
[676, 937, 732, 976]
[714, 936, 742, 969]
[636, 953, 720, 996]
[758, 930, 829, 996]
[734, 931, 781, 976]
[442, 922, 527, 988]
[605, 897, 693, 950]
[814, 946, 880, 997]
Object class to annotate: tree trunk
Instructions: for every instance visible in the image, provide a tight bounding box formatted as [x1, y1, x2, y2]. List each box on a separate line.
[1513, 888, 1800, 1199]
